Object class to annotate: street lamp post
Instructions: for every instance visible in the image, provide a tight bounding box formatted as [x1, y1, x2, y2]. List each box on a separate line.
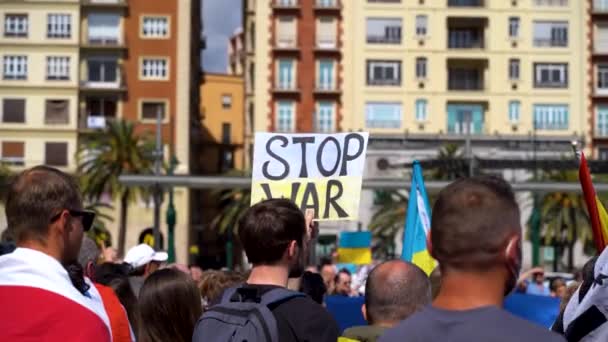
[166, 155, 178, 263]
[153, 107, 164, 251]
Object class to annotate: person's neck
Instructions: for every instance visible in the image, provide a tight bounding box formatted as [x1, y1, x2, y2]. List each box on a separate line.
[433, 268, 506, 311]
[247, 264, 289, 287]
[18, 240, 63, 264]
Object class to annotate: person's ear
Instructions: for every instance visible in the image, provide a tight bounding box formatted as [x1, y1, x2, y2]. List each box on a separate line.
[361, 304, 368, 322]
[287, 240, 298, 259]
[52, 210, 70, 236]
[85, 261, 95, 279]
[505, 235, 521, 266]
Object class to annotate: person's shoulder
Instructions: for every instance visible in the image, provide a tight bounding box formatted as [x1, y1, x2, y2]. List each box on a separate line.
[275, 294, 340, 340]
[496, 309, 566, 341]
[379, 309, 428, 342]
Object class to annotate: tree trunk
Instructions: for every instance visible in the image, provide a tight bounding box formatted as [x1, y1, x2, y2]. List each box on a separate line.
[117, 189, 130, 257]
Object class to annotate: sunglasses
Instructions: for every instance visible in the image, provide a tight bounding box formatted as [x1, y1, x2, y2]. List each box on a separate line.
[50, 209, 96, 232]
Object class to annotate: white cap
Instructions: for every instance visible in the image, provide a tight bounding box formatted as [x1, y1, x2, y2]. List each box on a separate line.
[124, 244, 168, 269]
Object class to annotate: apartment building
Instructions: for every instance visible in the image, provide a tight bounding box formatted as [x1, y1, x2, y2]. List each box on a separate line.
[342, 0, 586, 171]
[243, 0, 343, 167]
[590, 0, 608, 159]
[228, 28, 245, 75]
[0, 0, 201, 263]
[0, 0, 81, 171]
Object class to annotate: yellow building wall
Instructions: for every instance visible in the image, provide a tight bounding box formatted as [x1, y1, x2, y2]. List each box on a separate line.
[0, 130, 78, 171]
[342, 1, 588, 138]
[200, 73, 245, 169]
[253, 1, 272, 133]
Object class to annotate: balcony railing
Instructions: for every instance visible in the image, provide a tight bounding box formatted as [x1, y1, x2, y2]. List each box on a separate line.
[86, 35, 123, 46]
[275, 82, 297, 91]
[367, 35, 401, 44]
[274, 0, 299, 8]
[367, 78, 401, 86]
[315, 0, 340, 8]
[316, 82, 335, 91]
[366, 119, 401, 129]
[317, 34, 337, 49]
[594, 0, 608, 12]
[448, 0, 484, 6]
[79, 114, 116, 130]
[448, 78, 484, 90]
[597, 86, 608, 95]
[448, 31, 484, 49]
[595, 38, 608, 53]
[534, 38, 568, 47]
[276, 36, 297, 49]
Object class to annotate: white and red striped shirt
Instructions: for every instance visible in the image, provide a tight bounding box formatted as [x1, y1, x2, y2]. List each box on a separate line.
[0, 248, 112, 341]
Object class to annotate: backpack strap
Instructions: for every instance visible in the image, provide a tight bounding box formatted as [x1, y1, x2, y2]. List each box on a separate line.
[219, 286, 240, 304]
[260, 287, 306, 307]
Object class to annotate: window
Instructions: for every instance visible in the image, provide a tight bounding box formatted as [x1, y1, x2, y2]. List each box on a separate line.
[366, 60, 401, 86]
[448, 68, 483, 90]
[276, 0, 298, 5]
[142, 16, 169, 38]
[366, 18, 402, 44]
[448, 28, 483, 48]
[596, 24, 608, 53]
[222, 122, 232, 144]
[48, 14, 71, 38]
[596, 0, 608, 11]
[448, 0, 484, 6]
[141, 101, 166, 121]
[416, 15, 428, 36]
[222, 94, 232, 109]
[415, 100, 427, 122]
[534, 63, 568, 88]
[416, 57, 427, 79]
[447, 104, 484, 134]
[317, 17, 336, 48]
[45, 100, 69, 125]
[85, 98, 117, 128]
[600, 147, 608, 161]
[2, 99, 25, 123]
[533, 21, 568, 47]
[316, 102, 334, 132]
[535, 0, 568, 6]
[4, 14, 28, 37]
[88, 58, 117, 83]
[277, 101, 295, 132]
[597, 106, 608, 137]
[509, 17, 520, 38]
[316, 0, 336, 6]
[509, 59, 520, 80]
[365, 102, 402, 128]
[598, 65, 608, 93]
[509, 101, 520, 123]
[318, 59, 334, 90]
[3, 55, 27, 80]
[88, 13, 120, 44]
[277, 59, 295, 89]
[45, 142, 68, 167]
[46, 56, 70, 80]
[141, 58, 168, 80]
[1, 141, 24, 166]
[276, 17, 296, 48]
[533, 104, 568, 130]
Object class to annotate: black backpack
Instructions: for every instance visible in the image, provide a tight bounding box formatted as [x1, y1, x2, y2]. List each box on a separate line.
[192, 286, 305, 342]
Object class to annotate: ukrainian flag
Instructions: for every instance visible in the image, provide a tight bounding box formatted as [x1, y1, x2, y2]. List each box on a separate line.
[402, 161, 436, 275]
[337, 231, 372, 265]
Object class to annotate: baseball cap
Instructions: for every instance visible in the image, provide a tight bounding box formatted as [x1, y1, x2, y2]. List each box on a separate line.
[124, 244, 168, 269]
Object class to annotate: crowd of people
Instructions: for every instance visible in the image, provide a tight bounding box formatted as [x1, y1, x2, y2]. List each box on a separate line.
[1, 165, 607, 341]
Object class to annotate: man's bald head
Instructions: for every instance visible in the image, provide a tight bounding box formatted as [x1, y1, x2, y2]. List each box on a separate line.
[364, 260, 431, 326]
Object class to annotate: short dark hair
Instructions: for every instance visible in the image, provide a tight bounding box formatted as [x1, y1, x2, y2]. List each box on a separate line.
[335, 268, 351, 283]
[5, 166, 82, 243]
[78, 236, 100, 269]
[431, 176, 520, 271]
[238, 198, 305, 265]
[365, 260, 431, 324]
[299, 271, 327, 304]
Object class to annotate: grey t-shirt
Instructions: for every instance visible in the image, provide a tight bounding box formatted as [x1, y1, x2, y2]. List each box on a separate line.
[379, 305, 566, 342]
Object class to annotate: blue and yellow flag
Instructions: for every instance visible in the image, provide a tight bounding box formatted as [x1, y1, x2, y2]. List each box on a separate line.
[402, 161, 436, 275]
[338, 231, 372, 265]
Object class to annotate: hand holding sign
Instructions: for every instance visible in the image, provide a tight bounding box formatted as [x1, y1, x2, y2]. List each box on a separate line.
[251, 132, 369, 221]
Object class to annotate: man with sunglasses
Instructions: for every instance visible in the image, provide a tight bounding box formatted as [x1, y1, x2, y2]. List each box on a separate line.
[0, 166, 111, 341]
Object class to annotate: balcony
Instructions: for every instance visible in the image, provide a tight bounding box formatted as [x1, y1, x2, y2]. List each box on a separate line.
[79, 99, 118, 131]
[448, 0, 484, 7]
[314, 0, 341, 11]
[81, 0, 128, 9]
[82, 35, 125, 50]
[534, 38, 567, 48]
[593, 1, 608, 14]
[274, 36, 299, 52]
[315, 82, 341, 95]
[448, 69, 484, 91]
[447, 18, 486, 49]
[595, 37, 608, 55]
[272, 0, 300, 11]
[315, 34, 338, 52]
[273, 82, 299, 94]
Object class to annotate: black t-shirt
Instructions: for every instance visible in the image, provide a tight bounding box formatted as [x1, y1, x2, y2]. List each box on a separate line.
[216, 284, 339, 342]
[379, 305, 566, 342]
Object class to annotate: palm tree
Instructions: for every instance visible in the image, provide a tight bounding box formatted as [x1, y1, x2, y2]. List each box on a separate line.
[539, 169, 593, 271]
[368, 190, 408, 258]
[431, 143, 467, 181]
[77, 120, 155, 256]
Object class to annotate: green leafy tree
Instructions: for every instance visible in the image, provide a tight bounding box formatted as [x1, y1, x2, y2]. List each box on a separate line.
[368, 190, 407, 258]
[77, 120, 155, 255]
[539, 170, 593, 270]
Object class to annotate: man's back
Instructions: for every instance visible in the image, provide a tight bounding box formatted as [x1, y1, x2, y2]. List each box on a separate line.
[225, 284, 339, 342]
[380, 305, 565, 342]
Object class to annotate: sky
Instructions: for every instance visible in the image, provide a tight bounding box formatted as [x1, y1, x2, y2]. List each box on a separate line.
[202, 0, 243, 73]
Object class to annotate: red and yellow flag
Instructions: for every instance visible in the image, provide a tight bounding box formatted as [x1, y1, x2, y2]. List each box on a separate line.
[578, 152, 608, 252]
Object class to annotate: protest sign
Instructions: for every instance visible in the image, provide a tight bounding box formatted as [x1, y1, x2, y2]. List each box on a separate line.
[251, 132, 369, 221]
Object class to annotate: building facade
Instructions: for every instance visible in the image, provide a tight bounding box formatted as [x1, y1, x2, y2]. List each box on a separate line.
[0, 0, 81, 171]
[228, 28, 245, 76]
[0, 0, 201, 263]
[590, 0, 608, 159]
[243, 0, 344, 167]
